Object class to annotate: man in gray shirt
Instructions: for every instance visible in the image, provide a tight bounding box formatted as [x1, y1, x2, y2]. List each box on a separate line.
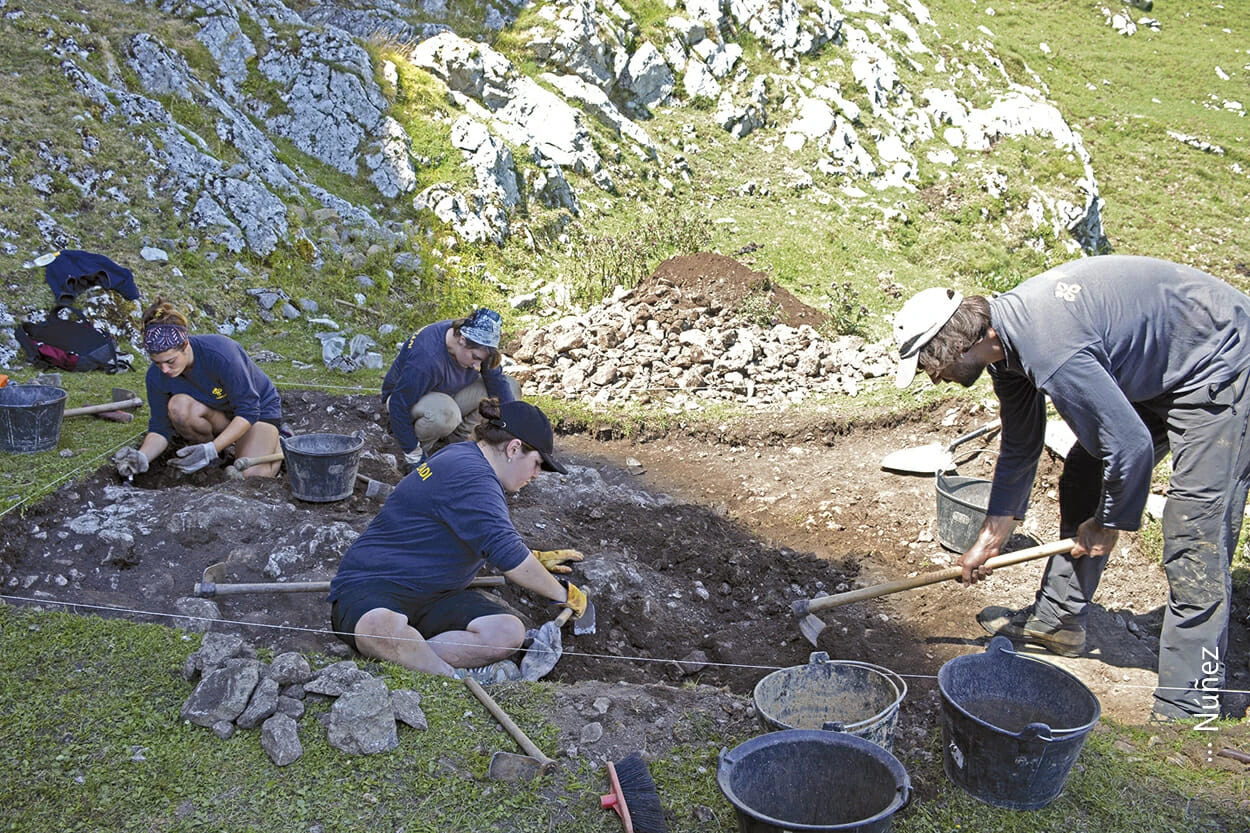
[893, 255, 1250, 720]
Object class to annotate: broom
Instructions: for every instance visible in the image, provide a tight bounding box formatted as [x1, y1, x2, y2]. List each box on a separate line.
[600, 752, 669, 833]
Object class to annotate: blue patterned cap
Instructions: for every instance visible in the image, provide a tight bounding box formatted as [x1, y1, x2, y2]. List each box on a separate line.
[461, 308, 502, 348]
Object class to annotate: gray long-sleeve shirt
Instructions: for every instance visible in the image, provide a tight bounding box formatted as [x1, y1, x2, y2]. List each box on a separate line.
[986, 255, 1250, 530]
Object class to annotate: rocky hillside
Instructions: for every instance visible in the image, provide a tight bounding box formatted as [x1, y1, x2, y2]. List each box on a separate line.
[0, 0, 1108, 365]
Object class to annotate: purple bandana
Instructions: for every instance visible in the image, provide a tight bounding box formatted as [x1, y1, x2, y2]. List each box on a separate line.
[143, 324, 189, 355]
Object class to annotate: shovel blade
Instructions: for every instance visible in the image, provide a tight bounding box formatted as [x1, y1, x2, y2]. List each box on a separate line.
[487, 751, 542, 783]
[880, 443, 954, 475]
[799, 613, 827, 646]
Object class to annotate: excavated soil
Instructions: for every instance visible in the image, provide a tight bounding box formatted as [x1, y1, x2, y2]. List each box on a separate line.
[2, 252, 1248, 797]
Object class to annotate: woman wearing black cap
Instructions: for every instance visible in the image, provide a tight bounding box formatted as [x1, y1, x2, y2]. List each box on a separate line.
[111, 298, 283, 479]
[328, 398, 589, 683]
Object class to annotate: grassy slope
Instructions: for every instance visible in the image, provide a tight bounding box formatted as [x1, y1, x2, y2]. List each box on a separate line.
[2, 0, 1250, 830]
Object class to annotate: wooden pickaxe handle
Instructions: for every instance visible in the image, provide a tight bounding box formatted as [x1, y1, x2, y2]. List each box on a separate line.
[63, 397, 144, 417]
[797, 538, 1076, 616]
[233, 451, 285, 470]
[194, 574, 505, 596]
[463, 676, 556, 772]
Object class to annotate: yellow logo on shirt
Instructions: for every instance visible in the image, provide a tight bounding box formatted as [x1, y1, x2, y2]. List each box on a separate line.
[417, 462, 432, 480]
[212, 386, 226, 400]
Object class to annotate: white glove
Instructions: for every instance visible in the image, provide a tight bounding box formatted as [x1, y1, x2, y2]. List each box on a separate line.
[112, 447, 149, 478]
[168, 442, 219, 473]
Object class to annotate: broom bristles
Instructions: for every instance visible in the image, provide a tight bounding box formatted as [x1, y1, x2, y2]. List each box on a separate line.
[606, 753, 669, 833]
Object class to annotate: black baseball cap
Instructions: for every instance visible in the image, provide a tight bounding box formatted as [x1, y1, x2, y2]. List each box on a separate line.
[498, 400, 566, 474]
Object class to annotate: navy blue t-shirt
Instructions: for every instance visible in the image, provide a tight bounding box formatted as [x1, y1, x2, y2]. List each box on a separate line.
[381, 320, 516, 454]
[329, 442, 531, 599]
[145, 334, 281, 439]
[987, 255, 1250, 530]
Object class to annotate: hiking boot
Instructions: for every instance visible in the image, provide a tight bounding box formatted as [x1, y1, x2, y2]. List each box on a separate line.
[454, 659, 521, 685]
[977, 605, 1086, 657]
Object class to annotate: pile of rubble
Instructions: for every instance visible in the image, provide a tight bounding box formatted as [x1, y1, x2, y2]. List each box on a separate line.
[509, 258, 895, 411]
[179, 633, 428, 766]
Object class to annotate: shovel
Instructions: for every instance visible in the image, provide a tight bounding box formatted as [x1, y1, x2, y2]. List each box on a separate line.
[63, 387, 143, 423]
[880, 419, 1001, 475]
[463, 676, 556, 782]
[791, 538, 1075, 645]
[194, 560, 506, 597]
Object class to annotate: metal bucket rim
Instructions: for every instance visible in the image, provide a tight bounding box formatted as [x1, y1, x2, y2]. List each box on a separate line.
[753, 659, 908, 734]
[717, 729, 911, 831]
[938, 643, 1101, 739]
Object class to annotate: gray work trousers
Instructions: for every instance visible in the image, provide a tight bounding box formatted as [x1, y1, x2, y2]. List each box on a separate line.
[405, 376, 522, 449]
[1034, 372, 1250, 718]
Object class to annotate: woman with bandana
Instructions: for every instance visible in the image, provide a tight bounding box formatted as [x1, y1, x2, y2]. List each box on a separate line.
[112, 298, 283, 479]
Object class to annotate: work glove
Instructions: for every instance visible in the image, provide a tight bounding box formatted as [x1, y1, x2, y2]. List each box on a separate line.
[168, 441, 219, 474]
[533, 548, 584, 574]
[555, 579, 588, 620]
[112, 447, 149, 478]
[403, 446, 428, 475]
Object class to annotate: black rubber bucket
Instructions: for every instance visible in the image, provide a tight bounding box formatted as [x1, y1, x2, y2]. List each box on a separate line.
[939, 636, 1100, 810]
[935, 471, 990, 552]
[753, 652, 907, 751]
[717, 729, 910, 833]
[281, 433, 363, 502]
[0, 384, 68, 454]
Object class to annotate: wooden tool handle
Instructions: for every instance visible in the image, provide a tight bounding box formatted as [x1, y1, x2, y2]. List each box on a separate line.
[63, 397, 143, 417]
[463, 677, 556, 769]
[806, 538, 1076, 615]
[234, 451, 285, 470]
[197, 580, 332, 596]
[553, 607, 574, 627]
[195, 574, 504, 596]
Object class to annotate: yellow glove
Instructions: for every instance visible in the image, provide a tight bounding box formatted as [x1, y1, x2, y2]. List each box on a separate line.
[559, 580, 588, 619]
[534, 548, 584, 574]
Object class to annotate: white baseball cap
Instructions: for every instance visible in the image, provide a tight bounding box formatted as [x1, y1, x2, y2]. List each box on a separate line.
[893, 287, 963, 388]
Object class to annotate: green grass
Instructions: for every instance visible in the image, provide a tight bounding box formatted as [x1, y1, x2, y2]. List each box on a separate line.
[1, 606, 1246, 832]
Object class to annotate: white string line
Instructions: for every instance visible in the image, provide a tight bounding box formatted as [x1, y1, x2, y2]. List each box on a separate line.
[0, 428, 145, 520]
[4, 592, 1248, 698]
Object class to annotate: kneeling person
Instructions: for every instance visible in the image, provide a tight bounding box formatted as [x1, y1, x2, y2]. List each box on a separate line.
[328, 398, 586, 681]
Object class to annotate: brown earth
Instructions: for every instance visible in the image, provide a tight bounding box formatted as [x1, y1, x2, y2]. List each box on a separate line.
[2, 252, 1248, 801]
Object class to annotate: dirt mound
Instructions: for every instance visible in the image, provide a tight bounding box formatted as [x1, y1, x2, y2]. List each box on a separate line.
[643, 252, 830, 329]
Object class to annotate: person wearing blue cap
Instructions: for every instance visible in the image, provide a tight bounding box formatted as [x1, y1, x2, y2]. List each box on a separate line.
[893, 255, 1250, 721]
[329, 397, 589, 684]
[381, 308, 521, 473]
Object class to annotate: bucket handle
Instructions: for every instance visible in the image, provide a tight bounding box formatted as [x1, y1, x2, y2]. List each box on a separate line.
[986, 635, 1017, 657]
[1018, 722, 1054, 742]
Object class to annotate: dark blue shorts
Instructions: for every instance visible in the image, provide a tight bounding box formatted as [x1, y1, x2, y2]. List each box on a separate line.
[329, 579, 519, 652]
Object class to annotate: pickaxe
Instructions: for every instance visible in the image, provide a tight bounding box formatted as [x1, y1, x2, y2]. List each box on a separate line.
[791, 538, 1075, 645]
